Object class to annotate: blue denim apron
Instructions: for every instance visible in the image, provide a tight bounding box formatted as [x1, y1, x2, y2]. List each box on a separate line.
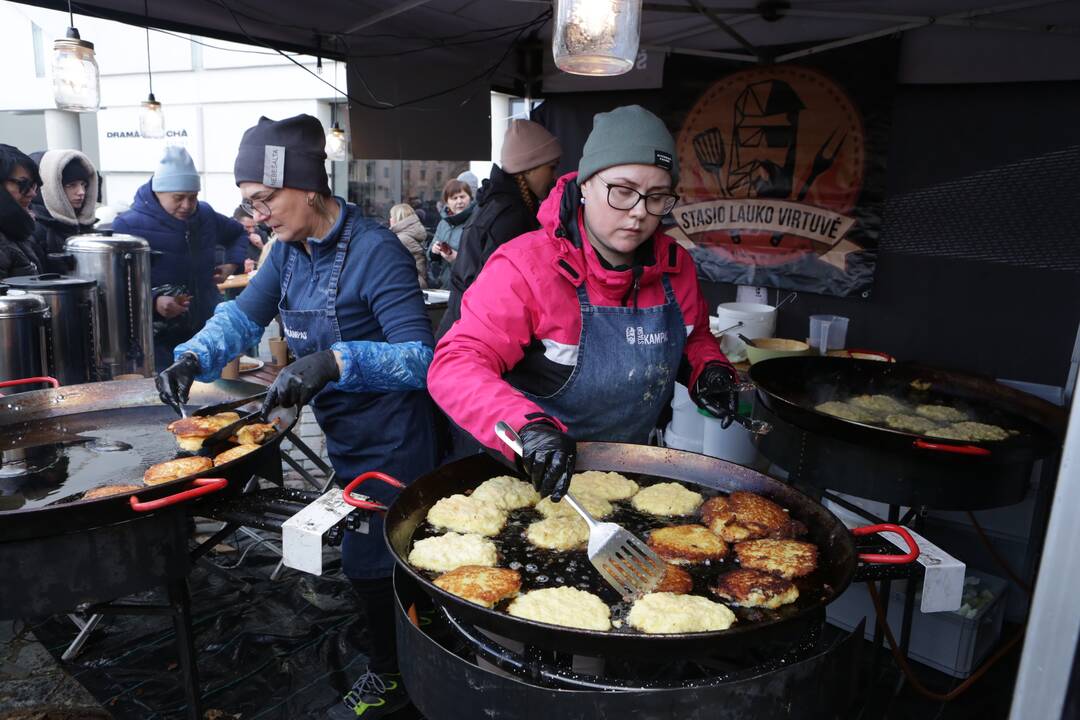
[522, 275, 686, 443]
[278, 205, 438, 579]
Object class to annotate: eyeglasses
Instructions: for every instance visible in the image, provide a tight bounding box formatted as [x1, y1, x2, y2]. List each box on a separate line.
[6, 177, 39, 196]
[596, 175, 679, 217]
[240, 190, 279, 218]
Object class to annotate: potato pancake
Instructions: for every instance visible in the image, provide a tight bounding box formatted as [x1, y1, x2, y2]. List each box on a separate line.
[408, 532, 497, 573]
[631, 482, 703, 517]
[915, 404, 968, 423]
[166, 412, 240, 451]
[470, 475, 540, 510]
[655, 564, 694, 595]
[567, 471, 639, 501]
[508, 587, 611, 631]
[433, 566, 521, 608]
[734, 539, 818, 579]
[535, 492, 613, 520]
[143, 456, 213, 485]
[525, 516, 589, 551]
[426, 494, 507, 536]
[647, 524, 728, 565]
[711, 568, 799, 609]
[627, 593, 736, 634]
[82, 484, 142, 500]
[850, 394, 908, 416]
[701, 492, 803, 543]
[212, 444, 260, 466]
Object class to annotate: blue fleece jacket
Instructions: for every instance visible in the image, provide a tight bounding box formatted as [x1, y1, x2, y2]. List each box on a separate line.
[175, 199, 433, 394]
[113, 180, 247, 326]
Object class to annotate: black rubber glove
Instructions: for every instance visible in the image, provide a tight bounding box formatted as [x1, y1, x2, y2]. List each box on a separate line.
[262, 349, 340, 414]
[156, 353, 200, 413]
[691, 362, 740, 429]
[518, 419, 576, 501]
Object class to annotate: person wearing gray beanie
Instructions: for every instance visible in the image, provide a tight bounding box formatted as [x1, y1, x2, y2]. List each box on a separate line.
[427, 104, 739, 501]
[155, 113, 438, 716]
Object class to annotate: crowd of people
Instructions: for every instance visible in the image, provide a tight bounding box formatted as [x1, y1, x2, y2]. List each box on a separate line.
[5, 107, 740, 719]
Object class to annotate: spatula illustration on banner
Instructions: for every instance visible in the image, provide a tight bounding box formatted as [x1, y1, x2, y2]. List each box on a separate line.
[494, 421, 666, 601]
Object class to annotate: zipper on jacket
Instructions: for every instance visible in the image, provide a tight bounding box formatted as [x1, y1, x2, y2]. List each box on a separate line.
[621, 264, 644, 309]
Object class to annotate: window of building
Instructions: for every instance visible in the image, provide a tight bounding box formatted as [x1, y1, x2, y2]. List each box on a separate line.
[349, 159, 470, 229]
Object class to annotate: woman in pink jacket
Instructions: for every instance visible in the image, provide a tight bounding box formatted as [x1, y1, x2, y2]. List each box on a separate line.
[428, 106, 738, 499]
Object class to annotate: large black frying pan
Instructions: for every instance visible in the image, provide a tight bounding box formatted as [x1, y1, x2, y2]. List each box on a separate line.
[0, 377, 298, 542]
[749, 357, 1061, 464]
[370, 443, 917, 660]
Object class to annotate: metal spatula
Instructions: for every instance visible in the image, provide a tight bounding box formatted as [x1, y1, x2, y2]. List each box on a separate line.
[494, 421, 666, 601]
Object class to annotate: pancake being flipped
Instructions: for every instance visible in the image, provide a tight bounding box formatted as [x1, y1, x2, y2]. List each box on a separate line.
[735, 539, 819, 580]
[213, 444, 260, 466]
[408, 532, 497, 573]
[470, 475, 540, 511]
[525, 516, 589, 551]
[235, 422, 277, 445]
[655, 564, 694, 594]
[433, 566, 521, 608]
[627, 592, 736, 634]
[535, 492, 613, 520]
[711, 568, 799, 609]
[647, 524, 728, 565]
[700, 492, 804, 543]
[426, 494, 507, 536]
[567, 471, 640, 501]
[166, 412, 240, 451]
[631, 482, 703, 517]
[508, 587, 611, 631]
[82, 483, 143, 500]
[143, 456, 213, 485]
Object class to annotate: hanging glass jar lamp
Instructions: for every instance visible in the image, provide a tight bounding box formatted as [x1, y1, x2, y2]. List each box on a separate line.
[52, 27, 100, 112]
[325, 123, 348, 162]
[552, 0, 642, 76]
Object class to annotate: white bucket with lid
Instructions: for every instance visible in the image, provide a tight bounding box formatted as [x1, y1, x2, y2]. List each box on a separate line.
[715, 302, 777, 362]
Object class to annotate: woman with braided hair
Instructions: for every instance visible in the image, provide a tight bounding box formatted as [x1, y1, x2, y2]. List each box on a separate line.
[436, 119, 562, 339]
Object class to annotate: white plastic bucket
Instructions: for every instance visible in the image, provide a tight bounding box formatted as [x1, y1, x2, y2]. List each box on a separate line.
[702, 414, 759, 466]
[715, 302, 777, 362]
[668, 382, 705, 440]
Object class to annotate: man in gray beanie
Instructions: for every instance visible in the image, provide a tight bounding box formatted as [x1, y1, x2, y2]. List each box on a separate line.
[155, 113, 437, 718]
[427, 104, 738, 504]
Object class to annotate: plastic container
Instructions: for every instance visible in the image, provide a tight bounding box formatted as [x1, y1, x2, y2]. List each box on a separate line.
[702, 412, 759, 466]
[825, 569, 1007, 679]
[809, 314, 849, 354]
[715, 302, 777, 362]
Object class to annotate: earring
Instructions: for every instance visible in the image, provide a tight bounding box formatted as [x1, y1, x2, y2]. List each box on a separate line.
[307, 195, 315, 207]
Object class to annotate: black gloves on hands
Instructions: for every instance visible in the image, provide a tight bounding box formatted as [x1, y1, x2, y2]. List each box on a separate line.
[262, 349, 340, 415]
[518, 420, 576, 501]
[156, 353, 200, 413]
[691, 362, 740, 429]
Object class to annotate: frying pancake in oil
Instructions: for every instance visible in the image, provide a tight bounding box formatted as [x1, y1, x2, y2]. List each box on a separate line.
[701, 492, 805, 543]
[734, 539, 819, 580]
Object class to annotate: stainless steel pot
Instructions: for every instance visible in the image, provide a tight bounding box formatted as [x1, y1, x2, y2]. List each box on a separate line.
[0, 288, 49, 387]
[3, 274, 100, 385]
[65, 234, 154, 378]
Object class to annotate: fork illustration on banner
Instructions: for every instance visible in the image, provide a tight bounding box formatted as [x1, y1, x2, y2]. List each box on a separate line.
[796, 128, 847, 202]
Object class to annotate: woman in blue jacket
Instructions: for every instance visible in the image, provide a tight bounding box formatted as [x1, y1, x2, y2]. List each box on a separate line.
[155, 115, 438, 717]
[112, 147, 247, 369]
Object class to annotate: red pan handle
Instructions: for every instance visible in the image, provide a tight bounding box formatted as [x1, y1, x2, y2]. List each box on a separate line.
[129, 478, 228, 512]
[0, 376, 60, 394]
[343, 471, 406, 512]
[852, 523, 920, 564]
[913, 438, 991, 457]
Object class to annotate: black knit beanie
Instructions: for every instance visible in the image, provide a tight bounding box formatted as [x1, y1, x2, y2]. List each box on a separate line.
[233, 114, 331, 195]
[61, 159, 91, 185]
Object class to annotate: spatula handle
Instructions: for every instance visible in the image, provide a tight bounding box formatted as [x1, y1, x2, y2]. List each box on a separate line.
[494, 421, 524, 457]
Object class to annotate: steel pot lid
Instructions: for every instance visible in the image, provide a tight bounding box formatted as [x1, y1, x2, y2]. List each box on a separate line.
[3, 274, 97, 291]
[0, 288, 48, 318]
[65, 234, 149, 253]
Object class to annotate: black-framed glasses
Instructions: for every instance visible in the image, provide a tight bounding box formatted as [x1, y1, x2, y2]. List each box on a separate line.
[6, 177, 39, 196]
[596, 174, 679, 216]
[240, 190, 279, 218]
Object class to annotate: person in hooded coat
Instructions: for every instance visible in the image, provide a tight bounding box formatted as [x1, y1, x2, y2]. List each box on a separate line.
[31, 149, 99, 256]
[112, 147, 247, 369]
[426, 179, 474, 289]
[389, 203, 428, 288]
[0, 144, 45, 280]
[436, 120, 563, 340]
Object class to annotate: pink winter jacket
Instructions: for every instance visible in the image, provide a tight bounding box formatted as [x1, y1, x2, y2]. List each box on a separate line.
[428, 173, 730, 459]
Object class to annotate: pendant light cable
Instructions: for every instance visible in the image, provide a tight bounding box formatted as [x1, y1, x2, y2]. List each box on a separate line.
[66, 0, 73, 28]
[144, 0, 154, 96]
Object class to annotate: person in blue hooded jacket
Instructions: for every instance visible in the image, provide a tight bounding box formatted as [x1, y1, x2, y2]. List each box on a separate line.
[154, 115, 438, 718]
[112, 147, 247, 369]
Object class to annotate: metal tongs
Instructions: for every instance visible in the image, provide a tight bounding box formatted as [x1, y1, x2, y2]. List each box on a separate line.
[192, 391, 268, 417]
[495, 421, 666, 601]
[727, 381, 772, 435]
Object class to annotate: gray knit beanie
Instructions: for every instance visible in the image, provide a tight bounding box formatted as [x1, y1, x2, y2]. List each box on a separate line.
[233, 114, 331, 194]
[577, 105, 678, 185]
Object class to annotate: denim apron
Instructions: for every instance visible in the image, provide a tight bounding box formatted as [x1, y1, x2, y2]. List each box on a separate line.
[278, 205, 437, 579]
[521, 275, 686, 443]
